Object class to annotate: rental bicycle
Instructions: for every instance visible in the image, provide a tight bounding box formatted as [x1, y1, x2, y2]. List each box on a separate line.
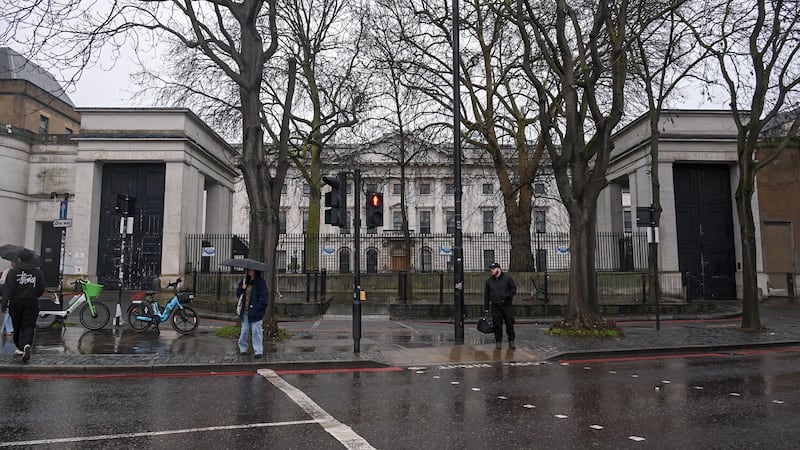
[127, 278, 198, 335]
[36, 280, 110, 331]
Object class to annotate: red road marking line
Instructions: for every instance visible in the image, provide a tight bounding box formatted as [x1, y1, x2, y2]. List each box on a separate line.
[0, 371, 257, 381]
[274, 367, 404, 375]
[0, 366, 404, 380]
[732, 346, 800, 356]
[559, 352, 726, 364]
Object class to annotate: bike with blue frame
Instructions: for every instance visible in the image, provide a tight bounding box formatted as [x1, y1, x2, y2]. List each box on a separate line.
[127, 278, 198, 334]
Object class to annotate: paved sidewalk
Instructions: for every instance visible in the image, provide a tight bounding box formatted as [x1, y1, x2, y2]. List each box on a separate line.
[1, 299, 798, 373]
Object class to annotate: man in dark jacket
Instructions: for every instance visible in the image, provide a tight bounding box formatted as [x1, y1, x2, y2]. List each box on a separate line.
[484, 262, 517, 349]
[2, 250, 45, 362]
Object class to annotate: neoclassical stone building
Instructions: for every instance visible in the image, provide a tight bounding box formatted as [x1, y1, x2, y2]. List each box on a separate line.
[1, 49, 236, 288]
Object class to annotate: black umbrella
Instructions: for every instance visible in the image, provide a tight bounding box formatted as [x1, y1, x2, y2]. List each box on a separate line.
[0, 244, 41, 265]
[220, 258, 270, 272]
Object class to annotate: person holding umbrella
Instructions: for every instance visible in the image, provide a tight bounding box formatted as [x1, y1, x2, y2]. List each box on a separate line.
[2, 249, 45, 362]
[225, 258, 270, 358]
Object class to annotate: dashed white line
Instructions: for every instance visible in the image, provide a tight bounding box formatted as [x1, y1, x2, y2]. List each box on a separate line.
[259, 369, 376, 450]
[0, 420, 320, 448]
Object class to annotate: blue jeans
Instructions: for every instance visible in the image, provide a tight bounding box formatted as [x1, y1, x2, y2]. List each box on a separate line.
[238, 315, 263, 355]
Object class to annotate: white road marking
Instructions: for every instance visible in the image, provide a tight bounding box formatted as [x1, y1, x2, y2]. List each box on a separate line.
[0, 420, 320, 448]
[497, 396, 508, 400]
[311, 320, 321, 331]
[693, 386, 704, 390]
[396, 321, 416, 331]
[471, 388, 481, 391]
[590, 425, 604, 430]
[661, 380, 671, 384]
[523, 404, 536, 409]
[259, 369, 376, 450]
[629, 436, 646, 442]
[730, 393, 741, 397]
[554, 414, 568, 419]
[772, 400, 785, 404]
[451, 381, 460, 385]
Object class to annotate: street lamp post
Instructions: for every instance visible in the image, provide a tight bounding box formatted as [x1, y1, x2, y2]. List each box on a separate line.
[452, 0, 465, 344]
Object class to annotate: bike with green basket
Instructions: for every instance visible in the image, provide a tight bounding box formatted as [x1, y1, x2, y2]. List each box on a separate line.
[36, 279, 110, 331]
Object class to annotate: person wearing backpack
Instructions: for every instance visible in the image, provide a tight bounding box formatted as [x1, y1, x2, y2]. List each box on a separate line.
[2, 250, 45, 362]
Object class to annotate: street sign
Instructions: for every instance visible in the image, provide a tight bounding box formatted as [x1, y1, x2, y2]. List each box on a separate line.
[53, 219, 72, 228]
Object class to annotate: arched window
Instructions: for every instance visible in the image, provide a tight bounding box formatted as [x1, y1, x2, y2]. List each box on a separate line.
[339, 248, 351, 273]
[420, 248, 432, 273]
[366, 249, 378, 273]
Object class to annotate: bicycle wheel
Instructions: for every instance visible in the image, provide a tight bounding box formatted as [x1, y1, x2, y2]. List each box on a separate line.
[79, 301, 110, 330]
[127, 303, 152, 332]
[35, 312, 58, 330]
[171, 305, 198, 334]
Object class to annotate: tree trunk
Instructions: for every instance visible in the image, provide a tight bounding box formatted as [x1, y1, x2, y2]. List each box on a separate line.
[566, 208, 599, 321]
[304, 141, 323, 271]
[736, 175, 761, 330]
[507, 209, 535, 272]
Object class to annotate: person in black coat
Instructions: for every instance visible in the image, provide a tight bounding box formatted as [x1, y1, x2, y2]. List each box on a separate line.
[236, 269, 269, 358]
[484, 262, 517, 349]
[2, 250, 45, 362]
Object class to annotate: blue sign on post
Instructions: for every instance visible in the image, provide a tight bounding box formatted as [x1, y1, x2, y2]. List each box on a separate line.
[59, 201, 68, 220]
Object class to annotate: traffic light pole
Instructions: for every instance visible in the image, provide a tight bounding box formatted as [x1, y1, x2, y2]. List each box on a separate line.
[353, 169, 362, 353]
[452, 0, 465, 344]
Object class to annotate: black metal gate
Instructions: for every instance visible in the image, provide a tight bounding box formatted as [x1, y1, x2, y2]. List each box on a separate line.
[97, 163, 166, 289]
[674, 164, 737, 299]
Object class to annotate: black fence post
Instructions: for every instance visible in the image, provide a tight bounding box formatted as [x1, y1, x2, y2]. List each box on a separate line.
[641, 272, 648, 304]
[399, 271, 407, 303]
[305, 271, 311, 303]
[321, 269, 327, 298]
[439, 270, 444, 305]
[787, 273, 795, 302]
[216, 270, 222, 303]
[313, 270, 319, 302]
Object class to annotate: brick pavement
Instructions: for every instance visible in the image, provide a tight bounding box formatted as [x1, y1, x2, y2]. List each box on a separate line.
[1, 299, 798, 373]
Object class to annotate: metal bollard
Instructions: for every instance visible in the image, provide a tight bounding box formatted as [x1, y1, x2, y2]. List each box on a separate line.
[787, 273, 795, 302]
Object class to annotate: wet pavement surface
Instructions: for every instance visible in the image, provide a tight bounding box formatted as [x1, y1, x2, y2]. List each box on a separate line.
[2, 350, 799, 448]
[1, 299, 799, 372]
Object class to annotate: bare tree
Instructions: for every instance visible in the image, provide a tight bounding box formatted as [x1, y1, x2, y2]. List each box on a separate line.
[261, 0, 369, 271]
[628, 0, 708, 303]
[514, 0, 646, 325]
[398, 0, 546, 272]
[681, 0, 800, 330]
[1, 1, 295, 336]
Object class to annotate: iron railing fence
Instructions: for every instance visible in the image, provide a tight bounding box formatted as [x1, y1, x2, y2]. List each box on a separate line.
[186, 231, 647, 275]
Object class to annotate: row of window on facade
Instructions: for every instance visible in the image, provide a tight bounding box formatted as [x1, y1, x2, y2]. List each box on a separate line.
[277, 208, 548, 235]
[276, 247, 503, 273]
[281, 179, 547, 198]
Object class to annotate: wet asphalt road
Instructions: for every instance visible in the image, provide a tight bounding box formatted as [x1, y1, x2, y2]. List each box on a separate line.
[2, 350, 799, 449]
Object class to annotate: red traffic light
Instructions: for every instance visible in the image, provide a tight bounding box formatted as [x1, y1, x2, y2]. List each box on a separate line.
[369, 193, 382, 207]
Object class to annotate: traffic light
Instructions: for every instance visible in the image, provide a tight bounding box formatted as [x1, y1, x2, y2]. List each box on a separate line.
[366, 192, 383, 228]
[323, 172, 347, 228]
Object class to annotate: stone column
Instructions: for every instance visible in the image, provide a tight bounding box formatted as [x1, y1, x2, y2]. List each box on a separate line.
[205, 182, 232, 233]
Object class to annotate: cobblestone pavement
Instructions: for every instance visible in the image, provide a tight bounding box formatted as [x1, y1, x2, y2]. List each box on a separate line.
[1, 299, 798, 373]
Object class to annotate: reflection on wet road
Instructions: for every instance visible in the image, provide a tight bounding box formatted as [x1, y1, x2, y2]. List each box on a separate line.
[1, 351, 799, 448]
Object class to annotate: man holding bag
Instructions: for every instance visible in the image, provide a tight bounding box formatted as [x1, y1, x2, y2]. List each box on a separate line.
[236, 269, 269, 358]
[484, 262, 517, 349]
